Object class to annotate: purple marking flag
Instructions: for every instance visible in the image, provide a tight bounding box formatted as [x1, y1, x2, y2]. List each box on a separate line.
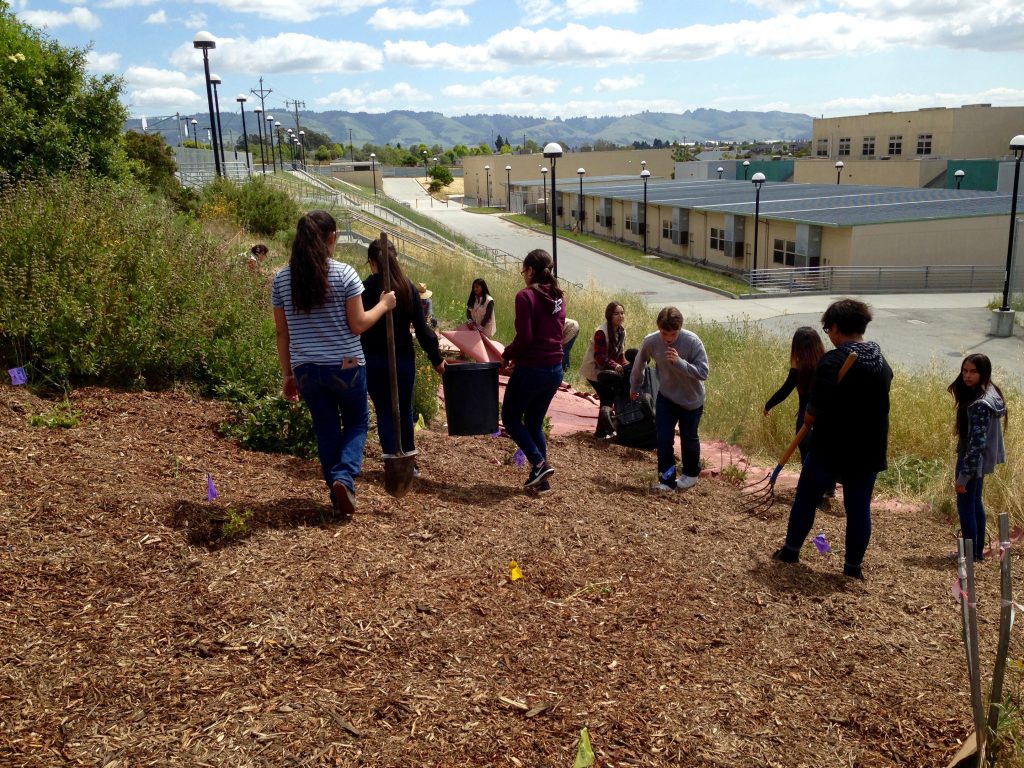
[812, 533, 831, 555]
[8, 367, 27, 386]
[207, 473, 219, 501]
[513, 449, 526, 467]
[490, 430, 502, 438]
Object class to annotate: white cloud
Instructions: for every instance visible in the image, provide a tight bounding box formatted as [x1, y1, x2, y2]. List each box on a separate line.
[386, 39, 497, 71]
[98, 0, 158, 8]
[85, 50, 121, 72]
[145, 9, 167, 23]
[125, 66, 201, 88]
[170, 33, 384, 75]
[594, 74, 644, 92]
[184, 12, 208, 28]
[443, 75, 557, 99]
[19, 6, 100, 29]
[433, 0, 475, 6]
[316, 81, 432, 110]
[369, 7, 469, 29]
[194, 0, 384, 23]
[566, 0, 637, 15]
[821, 87, 1024, 115]
[127, 86, 204, 108]
[516, 0, 559, 25]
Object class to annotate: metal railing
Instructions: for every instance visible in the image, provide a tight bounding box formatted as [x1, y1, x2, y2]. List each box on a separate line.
[745, 264, 1006, 296]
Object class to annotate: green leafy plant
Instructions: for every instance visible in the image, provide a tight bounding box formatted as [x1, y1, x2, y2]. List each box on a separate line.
[220, 392, 318, 459]
[220, 508, 253, 541]
[28, 401, 80, 428]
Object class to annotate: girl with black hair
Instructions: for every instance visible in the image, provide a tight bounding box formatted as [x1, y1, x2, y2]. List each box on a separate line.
[764, 326, 826, 464]
[463, 278, 496, 337]
[948, 353, 1007, 561]
[361, 238, 446, 472]
[500, 249, 566, 492]
[579, 302, 628, 438]
[272, 211, 396, 521]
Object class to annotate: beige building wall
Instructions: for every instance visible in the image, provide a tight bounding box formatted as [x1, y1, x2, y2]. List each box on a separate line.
[848, 217, 1007, 268]
[793, 158, 947, 187]
[463, 148, 674, 208]
[812, 105, 1024, 162]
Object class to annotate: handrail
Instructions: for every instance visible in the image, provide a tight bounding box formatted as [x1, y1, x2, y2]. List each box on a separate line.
[745, 264, 1005, 296]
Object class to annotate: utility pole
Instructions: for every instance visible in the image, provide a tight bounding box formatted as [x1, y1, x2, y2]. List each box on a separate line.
[285, 99, 305, 136]
[349, 128, 354, 162]
[250, 77, 272, 160]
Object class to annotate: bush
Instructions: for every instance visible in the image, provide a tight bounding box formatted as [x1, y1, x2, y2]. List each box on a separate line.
[200, 177, 299, 235]
[219, 388, 317, 459]
[0, 173, 276, 392]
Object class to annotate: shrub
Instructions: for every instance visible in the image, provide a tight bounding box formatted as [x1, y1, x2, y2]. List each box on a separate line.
[220, 389, 317, 459]
[200, 177, 299, 236]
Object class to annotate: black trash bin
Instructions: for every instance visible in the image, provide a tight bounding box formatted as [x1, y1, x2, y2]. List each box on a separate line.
[442, 361, 500, 436]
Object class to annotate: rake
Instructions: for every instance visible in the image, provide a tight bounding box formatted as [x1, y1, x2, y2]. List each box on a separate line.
[741, 352, 858, 514]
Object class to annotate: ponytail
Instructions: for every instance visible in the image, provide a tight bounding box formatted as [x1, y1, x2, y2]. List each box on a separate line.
[522, 249, 563, 300]
[290, 211, 335, 312]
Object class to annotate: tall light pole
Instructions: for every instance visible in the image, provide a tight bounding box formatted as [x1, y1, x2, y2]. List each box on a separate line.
[370, 152, 377, 196]
[955, 169, 965, 190]
[742, 159, 750, 180]
[505, 164, 512, 212]
[236, 95, 250, 178]
[266, 115, 276, 172]
[999, 135, 1024, 314]
[543, 141, 563, 276]
[275, 121, 284, 169]
[190, 118, 198, 145]
[577, 167, 585, 232]
[423, 149, 428, 181]
[298, 130, 305, 167]
[253, 106, 265, 173]
[540, 167, 548, 225]
[640, 168, 651, 254]
[717, 166, 724, 180]
[484, 165, 491, 207]
[835, 160, 844, 185]
[751, 172, 766, 278]
[210, 73, 226, 166]
[192, 31, 222, 177]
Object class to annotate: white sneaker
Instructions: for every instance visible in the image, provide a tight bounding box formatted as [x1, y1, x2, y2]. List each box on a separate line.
[651, 482, 676, 492]
[676, 475, 699, 490]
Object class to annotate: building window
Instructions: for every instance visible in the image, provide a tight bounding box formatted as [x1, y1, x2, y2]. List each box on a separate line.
[662, 220, 675, 239]
[710, 228, 725, 252]
[838, 137, 851, 156]
[816, 139, 829, 157]
[625, 214, 633, 233]
[773, 238, 796, 266]
[916, 134, 933, 155]
[888, 135, 902, 156]
[861, 136, 875, 156]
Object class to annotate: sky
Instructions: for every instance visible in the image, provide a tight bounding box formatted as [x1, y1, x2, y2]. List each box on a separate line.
[11, 0, 1024, 124]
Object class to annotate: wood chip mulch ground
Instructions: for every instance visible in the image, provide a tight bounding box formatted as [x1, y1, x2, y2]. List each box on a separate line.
[1, 386, 1018, 767]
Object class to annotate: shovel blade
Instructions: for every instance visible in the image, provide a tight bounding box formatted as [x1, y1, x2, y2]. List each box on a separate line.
[383, 449, 418, 498]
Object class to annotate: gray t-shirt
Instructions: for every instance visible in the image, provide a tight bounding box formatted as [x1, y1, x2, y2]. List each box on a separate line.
[629, 329, 709, 409]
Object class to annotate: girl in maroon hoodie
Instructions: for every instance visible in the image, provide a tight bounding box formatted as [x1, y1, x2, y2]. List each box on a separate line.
[500, 249, 566, 493]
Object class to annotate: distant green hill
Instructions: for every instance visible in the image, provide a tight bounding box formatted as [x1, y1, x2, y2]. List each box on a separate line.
[127, 108, 812, 149]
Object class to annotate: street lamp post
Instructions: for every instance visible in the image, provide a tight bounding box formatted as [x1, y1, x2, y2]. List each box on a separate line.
[640, 168, 651, 254]
[253, 107, 265, 173]
[540, 167, 548, 225]
[275, 122, 284, 169]
[192, 32, 222, 177]
[543, 141, 563, 276]
[998, 135, 1024, 315]
[423, 150, 428, 182]
[751, 172, 766, 279]
[190, 118, 198, 144]
[577, 167, 585, 232]
[717, 166, 724, 180]
[210, 74, 226, 167]
[955, 169, 965, 190]
[742, 159, 750, 180]
[484, 165, 491, 207]
[835, 160, 844, 185]
[266, 115, 276, 172]
[370, 153, 377, 196]
[298, 130, 305, 167]
[236, 95, 250, 178]
[505, 164, 512, 212]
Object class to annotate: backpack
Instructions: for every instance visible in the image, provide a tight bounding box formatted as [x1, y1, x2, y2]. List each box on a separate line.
[613, 365, 657, 449]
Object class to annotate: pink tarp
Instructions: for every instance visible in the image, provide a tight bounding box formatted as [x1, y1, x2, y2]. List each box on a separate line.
[438, 330, 505, 363]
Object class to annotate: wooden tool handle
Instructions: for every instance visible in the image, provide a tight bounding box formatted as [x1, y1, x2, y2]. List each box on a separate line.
[775, 351, 858, 468]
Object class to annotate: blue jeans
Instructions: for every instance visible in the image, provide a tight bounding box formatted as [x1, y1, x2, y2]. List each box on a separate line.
[501, 363, 563, 467]
[294, 363, 369, 497]
[956, 458, 987, 561]
[796, 407, 836, 495]
[562, 334, 578, 372]
[365, 353, 416, 455]
[783, 451, 877, 569]
[655, 394, 703, 478]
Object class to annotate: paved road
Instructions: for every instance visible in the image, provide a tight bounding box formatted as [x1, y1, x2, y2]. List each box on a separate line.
[385, 178, 1024, 387]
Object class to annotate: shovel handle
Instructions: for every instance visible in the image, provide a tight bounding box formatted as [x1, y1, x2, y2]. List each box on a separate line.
[775, 351, 858, 469]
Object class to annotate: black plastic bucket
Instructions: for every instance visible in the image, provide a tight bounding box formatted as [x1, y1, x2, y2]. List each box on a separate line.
[442, 361, 500, 436]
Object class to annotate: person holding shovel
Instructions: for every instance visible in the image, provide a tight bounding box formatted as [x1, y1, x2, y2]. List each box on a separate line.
[501, 249, 566, 494]
[772, 298, 892, 580]
[272, 211, 396, 521]
[361, 238, 446, 475]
